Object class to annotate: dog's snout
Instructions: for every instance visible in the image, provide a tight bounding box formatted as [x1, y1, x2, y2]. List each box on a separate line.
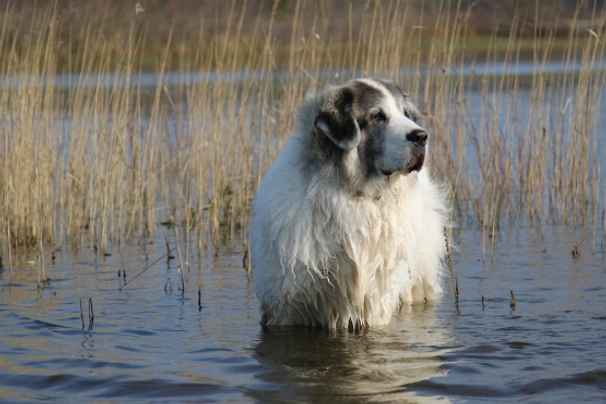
[406, 129, 427, 147]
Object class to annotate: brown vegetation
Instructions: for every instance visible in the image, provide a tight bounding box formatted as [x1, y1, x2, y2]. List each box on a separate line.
[0, 0, 605, 259]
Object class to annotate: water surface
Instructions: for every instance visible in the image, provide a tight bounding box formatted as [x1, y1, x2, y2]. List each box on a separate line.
[1, 227, 605, 403]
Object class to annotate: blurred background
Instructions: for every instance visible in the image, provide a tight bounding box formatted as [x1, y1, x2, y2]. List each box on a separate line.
[1, 0, 604, 72]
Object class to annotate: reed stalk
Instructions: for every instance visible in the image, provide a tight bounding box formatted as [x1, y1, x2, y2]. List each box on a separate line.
[0, 0, 604, 259]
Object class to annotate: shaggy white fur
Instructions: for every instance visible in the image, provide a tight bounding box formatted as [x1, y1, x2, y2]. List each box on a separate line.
[251, 79, 448, 328]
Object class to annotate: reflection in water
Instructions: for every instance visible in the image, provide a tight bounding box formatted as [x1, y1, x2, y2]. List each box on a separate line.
[2, 228, 606, 402]
[251, 304, 454, 403]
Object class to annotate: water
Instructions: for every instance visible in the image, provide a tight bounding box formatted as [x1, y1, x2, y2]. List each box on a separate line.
[1, 59, 603, 89]
[1, 227, 605, 403]
[2, 63, 606, 402]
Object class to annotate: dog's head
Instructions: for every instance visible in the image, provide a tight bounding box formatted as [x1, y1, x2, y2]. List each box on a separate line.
[302, 78, 427, 186]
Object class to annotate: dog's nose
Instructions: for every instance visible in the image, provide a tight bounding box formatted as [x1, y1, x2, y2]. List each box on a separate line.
[406, 129, 427, 147]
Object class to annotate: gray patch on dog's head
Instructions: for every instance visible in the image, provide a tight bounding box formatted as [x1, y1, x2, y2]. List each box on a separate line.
[346, 80, 389, 178]
[369, 78, 423, 123]
[313, 86, 361, 151]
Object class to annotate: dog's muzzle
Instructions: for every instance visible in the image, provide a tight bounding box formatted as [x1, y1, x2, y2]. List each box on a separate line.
[403, 129, 427, 174]
[381, 130, 427, 177]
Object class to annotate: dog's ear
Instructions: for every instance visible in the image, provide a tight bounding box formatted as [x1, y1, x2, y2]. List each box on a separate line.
[314, 86, 360, 151]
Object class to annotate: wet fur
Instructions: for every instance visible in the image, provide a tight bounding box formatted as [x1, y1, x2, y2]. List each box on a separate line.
[251, 79, 448, 328]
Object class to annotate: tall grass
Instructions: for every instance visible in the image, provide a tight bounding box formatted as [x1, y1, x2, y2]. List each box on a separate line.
[1, 0, 605, 258]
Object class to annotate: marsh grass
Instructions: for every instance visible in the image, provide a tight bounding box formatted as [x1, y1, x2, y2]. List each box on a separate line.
[1, 0, 605, 261]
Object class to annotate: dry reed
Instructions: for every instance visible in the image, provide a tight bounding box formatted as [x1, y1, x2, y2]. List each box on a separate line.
[0, 0, 605, 261]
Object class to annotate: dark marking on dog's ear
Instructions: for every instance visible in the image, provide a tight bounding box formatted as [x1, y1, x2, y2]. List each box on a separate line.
[314, 86, 361, 151]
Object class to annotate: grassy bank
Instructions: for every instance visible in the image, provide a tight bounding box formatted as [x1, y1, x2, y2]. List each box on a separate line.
[1, 0, 605, 262]
[0, 0, 602, 72]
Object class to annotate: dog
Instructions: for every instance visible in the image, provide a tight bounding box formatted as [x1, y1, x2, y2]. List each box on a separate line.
[250, 78, 448, 328]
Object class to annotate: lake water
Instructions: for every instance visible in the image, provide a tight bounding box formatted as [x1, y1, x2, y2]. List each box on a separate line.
[2, 61, 606, 402]
[1, 225, 605, 403]
[1, 59, 602, 89]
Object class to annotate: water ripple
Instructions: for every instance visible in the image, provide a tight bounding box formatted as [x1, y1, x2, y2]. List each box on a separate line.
[1, 228, 605, 402]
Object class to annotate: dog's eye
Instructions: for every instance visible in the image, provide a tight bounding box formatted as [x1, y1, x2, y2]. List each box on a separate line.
[403, 109, 411, 119]
[370, 110, 387, 123]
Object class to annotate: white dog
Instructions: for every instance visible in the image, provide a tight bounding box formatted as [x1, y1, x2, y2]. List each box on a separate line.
[250, 78, 448, 328]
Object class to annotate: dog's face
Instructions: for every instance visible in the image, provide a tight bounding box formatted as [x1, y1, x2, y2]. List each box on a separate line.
[311, 78, 426, 183]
